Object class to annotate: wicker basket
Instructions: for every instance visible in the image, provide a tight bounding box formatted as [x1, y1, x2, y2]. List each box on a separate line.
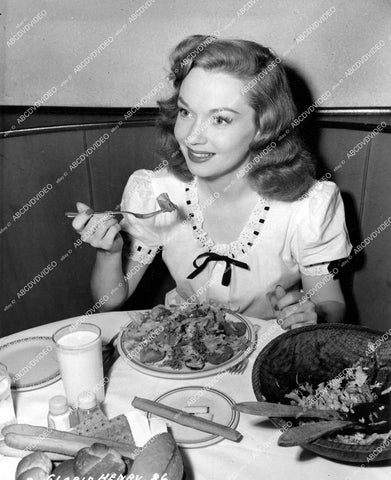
[251, 323, 391, 463]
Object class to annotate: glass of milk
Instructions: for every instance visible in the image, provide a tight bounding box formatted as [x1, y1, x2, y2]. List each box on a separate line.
[53, 323, 105, 408]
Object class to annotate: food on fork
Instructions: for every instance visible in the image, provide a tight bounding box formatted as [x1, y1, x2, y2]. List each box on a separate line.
[156, 192, 178, 212]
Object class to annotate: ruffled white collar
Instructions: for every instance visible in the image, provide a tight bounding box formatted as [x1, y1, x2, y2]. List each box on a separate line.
[184, 178, 271, 259]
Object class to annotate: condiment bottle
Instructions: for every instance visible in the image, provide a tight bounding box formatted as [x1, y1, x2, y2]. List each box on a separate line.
[77, 391, 103, 422]
[47, 395, 74, 431]
[0, 363, 16, 435]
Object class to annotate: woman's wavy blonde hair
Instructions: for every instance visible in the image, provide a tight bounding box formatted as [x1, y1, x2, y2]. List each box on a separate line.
[157, 34, 316, 201]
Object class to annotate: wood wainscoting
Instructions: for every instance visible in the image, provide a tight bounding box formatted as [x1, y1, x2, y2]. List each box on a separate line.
[0, 107, 390, 335]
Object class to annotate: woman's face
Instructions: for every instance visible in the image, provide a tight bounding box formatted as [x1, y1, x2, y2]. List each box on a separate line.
[174, 68, 259, 181]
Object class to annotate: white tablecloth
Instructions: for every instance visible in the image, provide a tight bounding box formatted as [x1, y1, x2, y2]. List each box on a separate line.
[0, 312, 390, 480]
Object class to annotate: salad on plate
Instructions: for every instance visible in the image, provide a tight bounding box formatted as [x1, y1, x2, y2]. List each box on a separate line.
[121, 304, 250, 371]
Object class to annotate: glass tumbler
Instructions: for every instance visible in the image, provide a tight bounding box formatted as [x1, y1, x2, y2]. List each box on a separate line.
[52, 323, 105, 408]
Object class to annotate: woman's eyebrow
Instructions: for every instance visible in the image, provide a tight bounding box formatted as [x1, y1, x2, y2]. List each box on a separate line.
[177, 96, 240, 114]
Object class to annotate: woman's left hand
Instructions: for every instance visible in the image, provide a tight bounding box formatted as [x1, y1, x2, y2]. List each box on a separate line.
[269, 285, 317, 330]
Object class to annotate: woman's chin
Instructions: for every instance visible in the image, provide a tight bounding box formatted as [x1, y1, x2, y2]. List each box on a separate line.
[187, 166, 219, 181]
[185, 161, 213, 177]
[185, 162, 245, 183]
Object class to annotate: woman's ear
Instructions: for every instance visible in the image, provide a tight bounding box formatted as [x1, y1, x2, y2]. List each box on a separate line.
[253, 128, 262, 142]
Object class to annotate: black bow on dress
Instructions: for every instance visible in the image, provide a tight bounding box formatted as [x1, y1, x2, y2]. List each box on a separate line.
[187, 252, 250, 286]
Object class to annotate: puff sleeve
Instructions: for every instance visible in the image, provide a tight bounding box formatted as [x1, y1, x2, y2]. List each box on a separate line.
[119, 169, 163, 264]
[291, 181, 352, 276]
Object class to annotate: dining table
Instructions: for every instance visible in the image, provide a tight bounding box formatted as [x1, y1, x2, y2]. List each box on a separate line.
[0, 310, 390, 480]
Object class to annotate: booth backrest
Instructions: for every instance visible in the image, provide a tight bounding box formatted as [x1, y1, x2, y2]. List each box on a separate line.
[1, 108, 390, 335]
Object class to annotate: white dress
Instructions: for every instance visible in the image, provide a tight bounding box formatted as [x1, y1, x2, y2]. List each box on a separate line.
[120, 168, 352, 319]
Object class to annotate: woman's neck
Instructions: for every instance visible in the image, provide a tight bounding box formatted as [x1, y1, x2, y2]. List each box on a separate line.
[196, 172, 254, 201]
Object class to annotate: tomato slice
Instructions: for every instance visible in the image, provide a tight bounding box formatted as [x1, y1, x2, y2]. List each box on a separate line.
[185, 357, 205, 370]
[206, 346, 234, 365]
[139, 348, 166, 364]
[222, 320, 247, 337]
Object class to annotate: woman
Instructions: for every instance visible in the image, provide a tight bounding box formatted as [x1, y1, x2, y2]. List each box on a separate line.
[72, 35, 351, 328]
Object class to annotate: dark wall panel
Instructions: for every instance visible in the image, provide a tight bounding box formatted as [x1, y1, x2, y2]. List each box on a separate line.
[85, 126, 159, 210]
[354, 132, 391, 331]
[316, 128, 368, 229]
[314, 128, 369, 325]
[0, 131, 94, 336]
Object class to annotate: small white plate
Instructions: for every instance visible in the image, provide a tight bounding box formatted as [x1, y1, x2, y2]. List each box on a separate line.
[148, 386, 240, 448]
[0, 336, 60, 391]
[118, 310, 256, 379]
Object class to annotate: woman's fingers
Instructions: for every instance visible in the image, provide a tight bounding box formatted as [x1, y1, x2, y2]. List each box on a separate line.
[267, 285, 286, 311]
[274, 285, 286, 299]
[268, 285, 317, 329]
[96, 223, 122, 250]
[85, 220, 123, 253]
[291, 322, 307, 329]
[268, 285, 306, 311]
[277, 297, 313, 319]
[275, 290, 305, 311]
[76, 201, 93, 214]
[278, 300, 317, 330]
[70, 203, 123, 253]
[82, 217, 117, 244]
[72, 203, 94, 233]
[281, 310, 317, 330]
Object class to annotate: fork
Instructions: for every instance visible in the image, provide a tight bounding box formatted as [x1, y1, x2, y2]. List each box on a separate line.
[228, 358, 249, 375]
[102, 331, 121, 375]
[65, 209, 166, 219]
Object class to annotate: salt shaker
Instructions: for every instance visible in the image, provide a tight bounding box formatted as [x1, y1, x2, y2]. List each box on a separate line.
[47, 395, 75, 431]
[0, 363, 16, 435]
[77, 391, 105, 422]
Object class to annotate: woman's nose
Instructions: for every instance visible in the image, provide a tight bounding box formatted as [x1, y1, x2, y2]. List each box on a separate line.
[185, 120, 208, 146]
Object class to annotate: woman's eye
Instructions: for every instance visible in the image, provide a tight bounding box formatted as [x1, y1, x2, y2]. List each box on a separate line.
[178, 108, 190, 118]
[212, 115, 232, 126]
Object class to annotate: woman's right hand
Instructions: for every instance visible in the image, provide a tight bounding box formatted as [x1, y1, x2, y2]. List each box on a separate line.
[72, 202, 123, 253]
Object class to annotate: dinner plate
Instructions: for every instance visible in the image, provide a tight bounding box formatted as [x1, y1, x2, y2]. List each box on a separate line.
[118, 309, 256, 379]
[148, 386, 240, 448]
[0, 336, 60, 391]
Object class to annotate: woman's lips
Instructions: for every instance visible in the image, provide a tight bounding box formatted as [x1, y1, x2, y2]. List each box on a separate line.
[187, 148, 215, 163]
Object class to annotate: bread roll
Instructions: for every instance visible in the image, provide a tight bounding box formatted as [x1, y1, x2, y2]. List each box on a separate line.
[15, 452, 52, 480]
[74, 442, 126, 477]
[130, 432, 183, 480]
